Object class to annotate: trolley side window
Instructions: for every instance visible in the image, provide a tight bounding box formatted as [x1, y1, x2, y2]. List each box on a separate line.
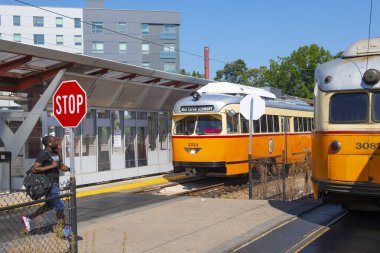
[196, 116, 222, 135]
[372, 93, 380, 122]
[260, 115, 268, 133]
[227, 113, 239, 133]
[267, 115, 274, 132]
[330, 93, 368, 123]
[175, 116, 196, 135]
[240, 115, 249, 133]
[273, 116, 279, 132]
[240, 115, 261, 133]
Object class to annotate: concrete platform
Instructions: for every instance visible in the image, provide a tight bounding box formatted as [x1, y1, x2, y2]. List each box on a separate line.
[75, 172, 188, 198]
[77, 195, 322, 253]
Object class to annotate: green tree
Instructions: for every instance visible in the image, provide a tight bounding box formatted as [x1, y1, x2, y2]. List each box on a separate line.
[214, 59, 268, 87]
[264, 44, 334, 98]
[179, 69, 204, 78]
[191, 71, 204, 78]
[214, 59, 251, 85]
[179, 69, 189, 76]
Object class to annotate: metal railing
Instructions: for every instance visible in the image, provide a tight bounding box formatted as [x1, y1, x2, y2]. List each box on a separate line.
[0, 183, 75, 253]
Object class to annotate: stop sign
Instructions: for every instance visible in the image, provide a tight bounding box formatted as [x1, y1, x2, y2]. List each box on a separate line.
[53, 80, 87, 128]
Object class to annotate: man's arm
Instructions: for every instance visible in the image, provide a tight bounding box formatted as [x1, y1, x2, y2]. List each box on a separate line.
[59, 163, 70, 172]
[32, 161, 59, 173]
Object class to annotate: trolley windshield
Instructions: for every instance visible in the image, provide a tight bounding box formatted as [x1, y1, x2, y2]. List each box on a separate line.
[174, 115, 222, 135]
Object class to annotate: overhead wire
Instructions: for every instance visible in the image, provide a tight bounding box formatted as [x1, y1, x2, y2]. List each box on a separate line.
[14, 0, 229, 65]
[366, 0, 373, 70]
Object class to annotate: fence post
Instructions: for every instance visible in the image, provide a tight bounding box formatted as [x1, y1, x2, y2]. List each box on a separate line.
[264, 164, 267, 199]
[70, 128, 78, 253]
[249, 154, 253, 200]
[282, 150, 286, 201]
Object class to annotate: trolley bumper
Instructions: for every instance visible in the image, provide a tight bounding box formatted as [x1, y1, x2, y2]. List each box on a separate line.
[314, 178, 380, 197]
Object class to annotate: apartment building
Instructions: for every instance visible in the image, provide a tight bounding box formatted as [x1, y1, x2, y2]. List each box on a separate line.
[0, 1, 180, 72]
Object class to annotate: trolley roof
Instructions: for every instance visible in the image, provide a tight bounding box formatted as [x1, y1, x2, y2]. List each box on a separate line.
[197, 82, 276, 99]
[315, 37, 380, 92]
[173, 93, 313, 114]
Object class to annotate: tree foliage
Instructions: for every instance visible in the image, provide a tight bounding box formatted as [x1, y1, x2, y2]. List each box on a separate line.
[264, 44, 335, 98]
[213, 44, 339, 98]
[180, 68, 204, 78]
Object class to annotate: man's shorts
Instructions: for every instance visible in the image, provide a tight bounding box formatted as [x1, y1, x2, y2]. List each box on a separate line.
[45, 183, 65, 211]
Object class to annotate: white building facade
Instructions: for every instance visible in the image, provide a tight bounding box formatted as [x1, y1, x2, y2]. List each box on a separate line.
[0, 5, 83, 54]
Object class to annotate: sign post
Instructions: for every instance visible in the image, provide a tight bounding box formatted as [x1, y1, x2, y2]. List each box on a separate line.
[53, 80, 87, 252]
[240, 94, 265, 200]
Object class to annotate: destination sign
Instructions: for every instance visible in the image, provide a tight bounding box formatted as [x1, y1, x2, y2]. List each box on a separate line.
[180, 105, 214, 112]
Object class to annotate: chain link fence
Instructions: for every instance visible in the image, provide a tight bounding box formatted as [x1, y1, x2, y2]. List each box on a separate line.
[250, 151, 312, 200]
[0, 183, 73, 253]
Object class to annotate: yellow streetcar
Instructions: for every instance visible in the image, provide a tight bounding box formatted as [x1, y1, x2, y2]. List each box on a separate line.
[172, 82, 313, 176]
[312, 37, 380, 204]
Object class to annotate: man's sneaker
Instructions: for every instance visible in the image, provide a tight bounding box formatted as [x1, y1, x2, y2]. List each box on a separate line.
[21, 216, 31, 232]
[62, 225, 71, 239]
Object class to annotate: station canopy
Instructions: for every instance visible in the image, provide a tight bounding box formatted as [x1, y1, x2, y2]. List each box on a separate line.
[0, 39, 211, 111]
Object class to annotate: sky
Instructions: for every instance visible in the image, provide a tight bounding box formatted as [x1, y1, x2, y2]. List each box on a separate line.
[1, 0, 380, 79]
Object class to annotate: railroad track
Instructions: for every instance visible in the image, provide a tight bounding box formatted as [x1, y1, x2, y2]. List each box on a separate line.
[136, 176, 246, 197]
[172, 183, 225, 196]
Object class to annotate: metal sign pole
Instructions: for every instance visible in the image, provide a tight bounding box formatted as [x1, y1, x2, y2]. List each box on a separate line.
[70, 128, 78, 252]
[248, 98, 253, 200]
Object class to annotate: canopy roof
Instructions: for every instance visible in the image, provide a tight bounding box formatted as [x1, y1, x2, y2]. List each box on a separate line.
[0, 39, 210, 111]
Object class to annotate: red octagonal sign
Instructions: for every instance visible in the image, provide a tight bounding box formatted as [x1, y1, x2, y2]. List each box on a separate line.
[53, 80, 87, 128]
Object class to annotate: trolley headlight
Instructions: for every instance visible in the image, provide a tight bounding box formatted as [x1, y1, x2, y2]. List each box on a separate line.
[329, 140, 341, 153]
[191, 91, 201, 101]
[363, 69, 380, 85]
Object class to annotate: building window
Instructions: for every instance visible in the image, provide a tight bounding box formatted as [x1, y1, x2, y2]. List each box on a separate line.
[164, 44, 175, 51]
[33, 34, 44, 45]
[142, 44, 150, 54]
[33, 16, 44, 27]
[13, 15, 20, 26]
[142, 62, 150, 68]
[56, 35, 63, 45]
[119, 42, 127, 53]
[164, 63, 176, 73]
[163, 25, 175, 33]
[141, 24, 149, 35]
[92, 22, 103, 33]
[118, 22, 127, 33]
[56, 17, 63, 27]
[92, 42, 104, 53]
[74, 35, 82, 46]
[74, 18, 81, 28]
[13, 33, 21, 42]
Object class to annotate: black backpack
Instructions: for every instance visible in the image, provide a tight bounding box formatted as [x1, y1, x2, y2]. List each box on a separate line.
[23, 167, 52, 200]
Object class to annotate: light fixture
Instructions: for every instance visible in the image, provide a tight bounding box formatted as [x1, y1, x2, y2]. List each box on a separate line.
[191, 91, 201, 100]
[226, 109, 236, 117]
[363, 69, 380, 85]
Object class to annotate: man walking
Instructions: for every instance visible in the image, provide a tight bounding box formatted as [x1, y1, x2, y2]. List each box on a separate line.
[21, 135, 70, 234]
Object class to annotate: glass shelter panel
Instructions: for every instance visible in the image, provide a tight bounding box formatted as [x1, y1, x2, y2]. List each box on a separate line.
[97, 110, 111, 171]
[124, 110, 136, 168]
